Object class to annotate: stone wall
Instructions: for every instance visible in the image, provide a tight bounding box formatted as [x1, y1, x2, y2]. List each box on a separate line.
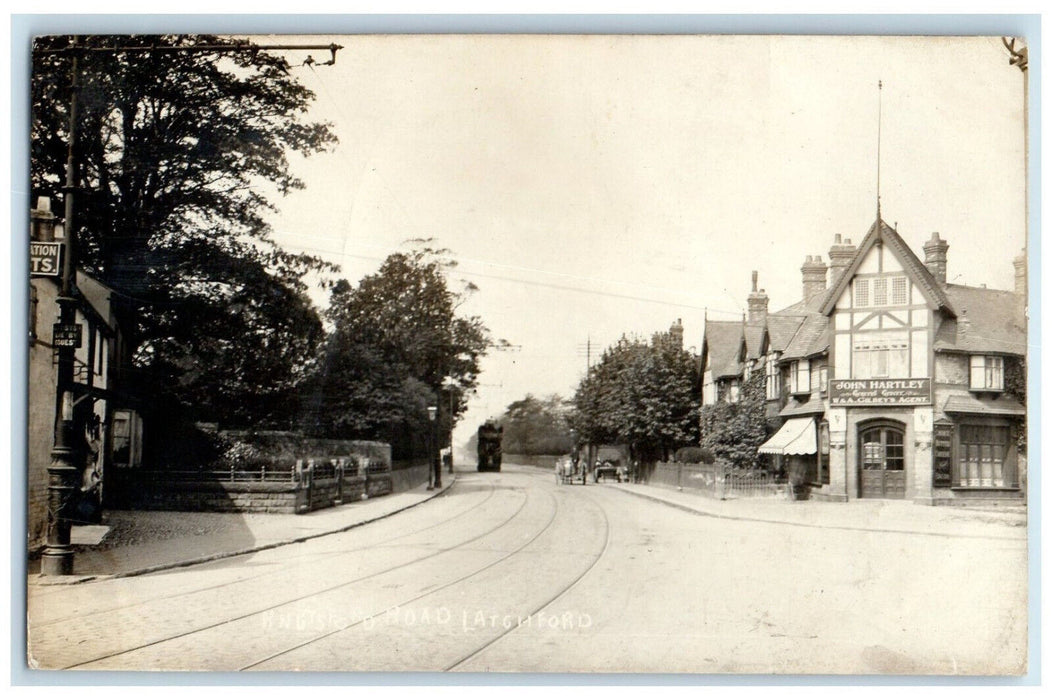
[108, 457, 432, 515]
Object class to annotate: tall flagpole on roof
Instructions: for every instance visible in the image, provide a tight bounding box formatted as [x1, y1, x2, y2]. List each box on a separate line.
[876, 79, 883, 224]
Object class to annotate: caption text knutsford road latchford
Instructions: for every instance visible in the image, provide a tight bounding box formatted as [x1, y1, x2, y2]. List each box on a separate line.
[261, 606, 593, 633]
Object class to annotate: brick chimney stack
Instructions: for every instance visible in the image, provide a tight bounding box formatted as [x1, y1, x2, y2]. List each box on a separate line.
[801, 254, 828, 302]
[827, 234, 856, 287]
[747, 270, 769, 325]
[1013, 251, 1026, 297]
[923, 232, 949, 285]
[669, 318, 684, 350]
[30, 197, 56, 242]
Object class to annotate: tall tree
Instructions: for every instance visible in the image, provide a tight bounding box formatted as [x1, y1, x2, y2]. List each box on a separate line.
[500, 394, 573, 455]
[570, 332, 700, 464]
[304, 245, 492, 458]
[31, 35, 337, 429]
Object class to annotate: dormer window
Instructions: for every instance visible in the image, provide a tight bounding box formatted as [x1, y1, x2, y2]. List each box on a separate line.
[790, 359, 811, 395]
[970, 355, 1004, 392]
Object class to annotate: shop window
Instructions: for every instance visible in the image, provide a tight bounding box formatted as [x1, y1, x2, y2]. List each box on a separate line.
[815, 420, 831, 485]
[969, 355, 1004, 392]
[956, 425, 1014, 488]
[853, 331, 908, 379]
[790, 359, 810, 395]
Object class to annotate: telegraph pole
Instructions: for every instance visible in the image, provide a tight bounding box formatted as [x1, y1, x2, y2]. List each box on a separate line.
[35, 36, 342, 575]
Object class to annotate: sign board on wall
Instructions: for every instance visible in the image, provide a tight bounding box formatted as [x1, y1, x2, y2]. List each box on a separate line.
[52, 323, 82, 348]
[30, 242, 63, 277]
[828, 378, 932, 406]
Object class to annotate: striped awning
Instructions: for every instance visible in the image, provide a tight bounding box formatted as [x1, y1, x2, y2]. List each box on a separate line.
[758, 417, 817, 456]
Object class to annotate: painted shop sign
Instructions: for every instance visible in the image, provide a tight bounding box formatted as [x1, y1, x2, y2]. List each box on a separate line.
[828, 378, 931, 406]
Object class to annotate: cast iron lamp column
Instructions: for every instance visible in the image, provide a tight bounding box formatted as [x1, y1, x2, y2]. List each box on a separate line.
[427, 405, 439, 490]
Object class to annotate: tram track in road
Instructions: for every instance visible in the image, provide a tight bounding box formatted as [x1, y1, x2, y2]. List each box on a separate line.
[57, 480, 532, 670]
[237, 486, 564, 670]
[31, 478, 499, 628]
[443, 485, 612, 671]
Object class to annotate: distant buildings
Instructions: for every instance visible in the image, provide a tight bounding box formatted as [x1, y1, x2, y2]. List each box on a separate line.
[701, 218, 1027, 505]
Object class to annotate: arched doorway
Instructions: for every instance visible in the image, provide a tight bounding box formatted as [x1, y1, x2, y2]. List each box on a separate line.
[858, 421, 906, 499]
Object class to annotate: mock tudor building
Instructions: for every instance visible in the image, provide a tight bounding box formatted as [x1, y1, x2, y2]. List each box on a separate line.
[714, 218, 1026, 505]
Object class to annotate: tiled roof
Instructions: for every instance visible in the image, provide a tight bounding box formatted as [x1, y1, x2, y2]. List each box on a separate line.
[744, 323, 766, 360]
[818, 218, 955, 316]
[781, 314, 830, 361]
[779, 398, 827, 417]
[933, 284, 1027, 356]
[703, 320, 744, 380]
[766, 313, 807, 354]
[942, 392, 1026, 416]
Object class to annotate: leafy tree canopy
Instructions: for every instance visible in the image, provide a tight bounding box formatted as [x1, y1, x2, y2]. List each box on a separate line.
[570, 330, 700, 463]
[31, 35, 338, 429]
[303, 244, 493, 458]
[499, 394, 573, 455]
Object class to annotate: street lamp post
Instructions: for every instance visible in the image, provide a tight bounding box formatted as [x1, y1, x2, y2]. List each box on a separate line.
[427, 405, 440, 490]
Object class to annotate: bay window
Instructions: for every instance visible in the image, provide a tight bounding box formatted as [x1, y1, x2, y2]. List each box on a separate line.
[765, 355, 781, 400]
[790, 359, 810, 395]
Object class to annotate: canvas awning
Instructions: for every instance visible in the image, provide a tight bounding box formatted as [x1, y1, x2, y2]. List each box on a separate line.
[758, 417, 817, 456]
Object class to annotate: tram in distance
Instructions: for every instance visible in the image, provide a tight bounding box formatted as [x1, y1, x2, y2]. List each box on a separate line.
[477, 421, 503, 472]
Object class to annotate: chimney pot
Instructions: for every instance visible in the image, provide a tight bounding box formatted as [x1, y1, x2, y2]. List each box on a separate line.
[923, 231, 950, 285]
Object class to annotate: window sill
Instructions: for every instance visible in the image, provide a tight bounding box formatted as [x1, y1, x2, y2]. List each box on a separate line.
[950, 486, 1019, 492]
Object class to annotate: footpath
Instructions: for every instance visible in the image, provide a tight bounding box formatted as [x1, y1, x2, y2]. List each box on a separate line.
[606, 481, 1028, 540]
[28, 478, 455, 585]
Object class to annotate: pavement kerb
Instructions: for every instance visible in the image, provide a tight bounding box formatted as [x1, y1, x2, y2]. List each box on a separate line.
[605, 483, 1024, 541]
[32, 476, 457, 586]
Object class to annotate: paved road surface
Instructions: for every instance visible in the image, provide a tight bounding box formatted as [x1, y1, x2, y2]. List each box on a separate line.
[27, 465, 1027, 674]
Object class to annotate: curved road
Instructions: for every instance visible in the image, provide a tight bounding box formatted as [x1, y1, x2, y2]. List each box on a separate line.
[27, 464, 1027, 674]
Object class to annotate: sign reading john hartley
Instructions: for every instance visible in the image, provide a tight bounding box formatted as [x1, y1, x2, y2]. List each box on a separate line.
[829, 378, 932, 406]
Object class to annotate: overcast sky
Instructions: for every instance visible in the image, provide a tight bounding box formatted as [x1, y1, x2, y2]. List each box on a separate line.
[261, 34, 1026, 450]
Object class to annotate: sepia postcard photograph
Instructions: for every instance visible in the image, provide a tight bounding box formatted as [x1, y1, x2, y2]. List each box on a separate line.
[20, 28, 1032, 677]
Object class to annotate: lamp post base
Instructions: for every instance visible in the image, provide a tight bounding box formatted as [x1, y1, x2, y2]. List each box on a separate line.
[39, 547, 74, 576]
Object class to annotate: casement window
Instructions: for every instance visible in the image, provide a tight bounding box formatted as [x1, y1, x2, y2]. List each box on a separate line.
[970, 355, 1004, 391]
[765, 355, 781, 400]
[854, 275, 907, 307]
[956, 424, 1014, 488]
[818, 364, 828, 394]
[891, 276, 908, 305]
[873, 277, 888, 306]
[852, 331, 908, 379]
[702, 372, 715, 405]
[854, 279, 870, 307]
[790, 359, 811, 394]
[726, 379, 740, 403]
[743, 361, 752, 382]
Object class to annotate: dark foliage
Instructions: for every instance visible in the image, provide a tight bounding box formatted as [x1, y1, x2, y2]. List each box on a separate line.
[31, 35, 337, 435]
